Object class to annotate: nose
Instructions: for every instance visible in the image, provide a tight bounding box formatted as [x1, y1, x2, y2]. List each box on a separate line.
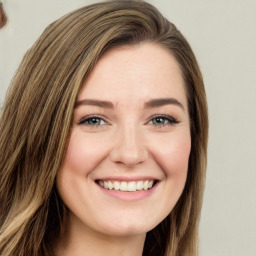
[109, 124, 148, 167]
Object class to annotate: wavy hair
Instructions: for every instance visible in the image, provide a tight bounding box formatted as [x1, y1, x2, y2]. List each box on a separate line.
[0, 1, 208, 255]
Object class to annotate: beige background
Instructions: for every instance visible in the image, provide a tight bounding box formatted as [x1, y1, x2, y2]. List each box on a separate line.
[0, 0, 256, 255]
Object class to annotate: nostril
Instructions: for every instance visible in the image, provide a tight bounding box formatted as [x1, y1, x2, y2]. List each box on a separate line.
[109, 132, 148, 166]
[110, 149, 148, 167]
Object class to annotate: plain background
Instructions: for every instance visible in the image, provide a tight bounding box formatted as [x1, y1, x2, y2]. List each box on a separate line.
[0, 0, 255, 255]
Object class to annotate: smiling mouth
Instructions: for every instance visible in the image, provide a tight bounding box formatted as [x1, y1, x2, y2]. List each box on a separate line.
[96, 180, 157, 192]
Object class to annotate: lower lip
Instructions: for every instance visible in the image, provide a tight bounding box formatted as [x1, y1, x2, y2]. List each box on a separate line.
[96, 182, 159, 201]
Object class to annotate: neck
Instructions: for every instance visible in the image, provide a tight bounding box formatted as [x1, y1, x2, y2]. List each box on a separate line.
[54, 213, 146, 256]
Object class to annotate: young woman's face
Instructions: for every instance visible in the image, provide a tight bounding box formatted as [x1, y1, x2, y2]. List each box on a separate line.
[57, 43, 191, 237]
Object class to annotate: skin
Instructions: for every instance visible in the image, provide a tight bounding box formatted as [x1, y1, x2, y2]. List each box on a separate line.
[56, 43, 191, 256]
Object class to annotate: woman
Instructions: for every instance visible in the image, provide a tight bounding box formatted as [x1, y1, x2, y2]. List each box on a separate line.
[0, 1, 208, 255]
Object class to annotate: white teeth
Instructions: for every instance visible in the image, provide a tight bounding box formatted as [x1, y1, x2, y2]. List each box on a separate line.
[98, 180, 155, 192]
[120, 181, 128, 191]
[108, 181, 113, 190]
[136, 181, 144, 191]
[143, 180, 149, 190]
[127, 181, 136, 192]
[113, 181, 120, 190]
[148, 180, 153, 189]
[99, 180, 104, 188]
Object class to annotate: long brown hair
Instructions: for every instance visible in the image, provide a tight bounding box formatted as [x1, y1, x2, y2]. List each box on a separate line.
[0, 1, 208, 255]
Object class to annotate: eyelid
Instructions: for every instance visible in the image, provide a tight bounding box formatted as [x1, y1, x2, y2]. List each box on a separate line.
[147, 114, 179, 126]
[78, 114, 109, 126]
[78, 114, 179, 127]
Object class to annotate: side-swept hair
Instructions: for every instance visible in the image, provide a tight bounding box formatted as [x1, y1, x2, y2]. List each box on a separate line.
[0, 1, 208, 255]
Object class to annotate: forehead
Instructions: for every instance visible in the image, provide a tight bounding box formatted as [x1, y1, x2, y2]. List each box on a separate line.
[78, 43, 187, 108]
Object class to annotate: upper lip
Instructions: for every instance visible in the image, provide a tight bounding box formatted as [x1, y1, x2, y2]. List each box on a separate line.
[95, 176, 160, 182]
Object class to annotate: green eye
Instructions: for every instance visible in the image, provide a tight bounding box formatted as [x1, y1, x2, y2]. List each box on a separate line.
[87, 117, 104, 125]
[152, 117, 167, 125]
[150, 115, 179, 126]
[79, 116, 107, 126]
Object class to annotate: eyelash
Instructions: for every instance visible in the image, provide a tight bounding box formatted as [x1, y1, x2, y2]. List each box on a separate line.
[78, 114, 179, 128]
[78, 115, 109, 127]
[148, 114, 179, 127]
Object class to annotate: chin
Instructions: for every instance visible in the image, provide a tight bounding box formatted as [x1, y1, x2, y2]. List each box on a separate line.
[94, 215, 160, 237]
[101, 225, 149, 237]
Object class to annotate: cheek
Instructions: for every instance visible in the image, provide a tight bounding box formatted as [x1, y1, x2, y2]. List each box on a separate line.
[156, 132, 191, 208]
[151, 132, 191, 178]
[63, 130, 109, 175]
[144, 132, 191, 224]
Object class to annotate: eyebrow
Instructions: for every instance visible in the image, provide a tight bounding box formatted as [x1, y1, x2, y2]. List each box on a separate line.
[75, 99, 114, 109]
[75, 98, 185, 111]
[144, 98, 185, 110]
